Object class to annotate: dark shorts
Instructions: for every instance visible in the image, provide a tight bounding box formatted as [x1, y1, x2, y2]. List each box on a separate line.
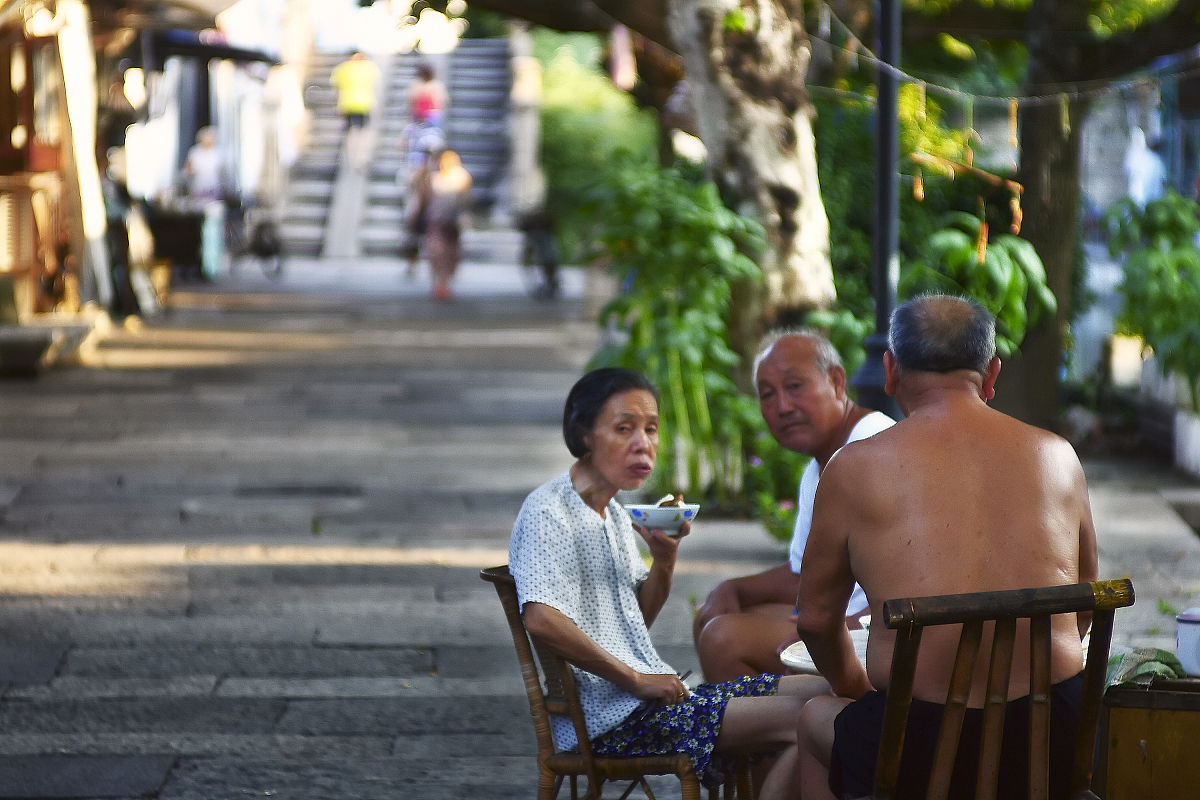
[591, 674, 780, 789]
[830, 673, 1083, 800]
[344, 113, 368, 128]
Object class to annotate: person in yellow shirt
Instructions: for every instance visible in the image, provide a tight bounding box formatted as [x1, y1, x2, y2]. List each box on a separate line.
[330, 51, 380, 170]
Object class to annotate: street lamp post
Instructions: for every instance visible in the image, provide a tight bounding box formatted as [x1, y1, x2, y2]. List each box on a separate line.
[851, 0, 903, 419]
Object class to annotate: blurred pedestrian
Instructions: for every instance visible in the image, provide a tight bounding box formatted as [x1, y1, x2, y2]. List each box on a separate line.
[183, 126, 227, 281]
[423, 150, 472, 302]
[330, 51, 380, 170]
[408, 63, 447, 128]
[398, 133, 444, 278]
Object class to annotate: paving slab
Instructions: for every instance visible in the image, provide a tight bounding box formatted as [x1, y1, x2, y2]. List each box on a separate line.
[275, 696, 530, 735]
[0, 733, 393, 759]
[63, 645, 433, 679]
[215, 674, 524, 698]
[155, 757, 538, 800]
[0, 697, 287, 733]
[6, 676, 218, 700]
[0, 755, 174, 799]
[0, 643, 67, 684]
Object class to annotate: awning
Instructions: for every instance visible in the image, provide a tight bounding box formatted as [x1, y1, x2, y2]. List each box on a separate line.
[152, 29, 278, 65]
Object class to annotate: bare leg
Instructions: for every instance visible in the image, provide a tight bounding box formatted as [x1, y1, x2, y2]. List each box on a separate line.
[798, 694, 851, 800]
[711, 675, 830, 800]
[697, 606, 795, 682]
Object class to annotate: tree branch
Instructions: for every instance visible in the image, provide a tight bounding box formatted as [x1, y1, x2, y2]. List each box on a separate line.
[1081, 0, 1200, 81]
[464, 0, 615, 35]
[901, 5, 1030, 47]
[593, 0, 674, 51]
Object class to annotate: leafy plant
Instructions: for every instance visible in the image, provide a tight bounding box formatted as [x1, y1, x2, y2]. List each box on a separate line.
[536, 32, 657, 262]
[1105, 190, 1200, 411]
[587, 157, 766, 503]
[901, 211, 1057, 357]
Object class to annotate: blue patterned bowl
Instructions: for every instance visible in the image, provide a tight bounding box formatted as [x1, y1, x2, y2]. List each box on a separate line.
[623, 504, 700, 533]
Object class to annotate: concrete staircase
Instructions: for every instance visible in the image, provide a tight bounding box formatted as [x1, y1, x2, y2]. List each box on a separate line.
[280, 53, 344, 258]
[280, 40, 524, 263]
[358, 39, 522, 261]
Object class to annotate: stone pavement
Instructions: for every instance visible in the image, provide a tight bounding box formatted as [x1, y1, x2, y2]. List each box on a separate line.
[0, 257, 1196, 799]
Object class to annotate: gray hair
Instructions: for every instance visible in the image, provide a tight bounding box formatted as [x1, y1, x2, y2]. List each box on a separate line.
[888, 294, 996, 375]
[751, 328, 844, 387]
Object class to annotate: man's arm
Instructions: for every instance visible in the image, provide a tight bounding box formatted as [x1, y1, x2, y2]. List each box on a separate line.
[795, 457, 873, 699]
[523, 602, 686, 703]
[692, 563, 800, 639]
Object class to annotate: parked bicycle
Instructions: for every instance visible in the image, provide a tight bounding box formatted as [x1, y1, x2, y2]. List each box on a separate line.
[224, 196, 284, 278]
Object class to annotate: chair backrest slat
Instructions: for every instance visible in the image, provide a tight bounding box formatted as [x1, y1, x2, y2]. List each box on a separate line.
[1074, 606, 1119, 792]
[874, 579, 1135, 800]
[874, 625, 922, 800]
[1028, 613, 1053, 800]
[926, 618, 984, 800]
[974, 616, 1016, 800]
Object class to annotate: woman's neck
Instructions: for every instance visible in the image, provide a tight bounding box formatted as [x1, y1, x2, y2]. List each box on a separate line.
[570, 459, 616, 516]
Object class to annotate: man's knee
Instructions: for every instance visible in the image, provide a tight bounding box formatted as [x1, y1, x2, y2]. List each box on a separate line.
[697, 614, 754, 661]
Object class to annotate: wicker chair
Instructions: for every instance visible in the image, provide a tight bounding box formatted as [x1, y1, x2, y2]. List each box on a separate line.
[862, 578, 1135, 800]
[481, 565, 752, 800]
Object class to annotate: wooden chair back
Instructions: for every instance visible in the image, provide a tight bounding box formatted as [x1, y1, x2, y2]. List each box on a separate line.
[482, 565, 739, 800]
[870, 578, 1134, 800]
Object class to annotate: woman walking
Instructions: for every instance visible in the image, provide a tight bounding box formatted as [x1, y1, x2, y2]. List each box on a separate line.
[423, 150, 472, 302]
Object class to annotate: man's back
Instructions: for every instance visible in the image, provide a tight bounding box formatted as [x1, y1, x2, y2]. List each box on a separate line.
[814, 392, 1097, 703]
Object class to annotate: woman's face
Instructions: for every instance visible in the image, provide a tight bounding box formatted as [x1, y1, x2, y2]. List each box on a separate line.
[583, 388, 659, 492]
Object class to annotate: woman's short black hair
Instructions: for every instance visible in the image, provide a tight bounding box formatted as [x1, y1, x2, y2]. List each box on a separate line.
[563, 368, 659, 458]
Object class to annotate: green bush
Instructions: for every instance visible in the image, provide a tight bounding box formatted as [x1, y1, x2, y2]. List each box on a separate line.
[587, 156, 765, 505]
[1105, 190, 1200, 411]
[536, 30, 657, 262]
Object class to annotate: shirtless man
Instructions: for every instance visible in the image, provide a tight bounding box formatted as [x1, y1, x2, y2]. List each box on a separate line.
[693, 331, 894, 681]
[794, 295, 1099, 800]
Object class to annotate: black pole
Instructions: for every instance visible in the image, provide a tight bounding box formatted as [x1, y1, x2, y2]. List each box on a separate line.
[851, 0, 903, 419]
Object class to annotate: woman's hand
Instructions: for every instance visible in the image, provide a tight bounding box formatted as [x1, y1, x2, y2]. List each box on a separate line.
[631, 671, 691, 704]
[633, 521, 690, 563]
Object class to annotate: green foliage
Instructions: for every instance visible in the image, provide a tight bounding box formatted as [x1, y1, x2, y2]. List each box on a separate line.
[537, 31, 657, 262]
[901, 212, 1057, 357]
[1158, 598, 1181, 616]
[586, 157, 766, 503]
[1089, 0, 1177, 37]
[1104, 190, 1200, 411]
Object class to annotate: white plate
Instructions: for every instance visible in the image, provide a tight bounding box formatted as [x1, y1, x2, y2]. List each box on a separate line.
[781, 628, 870, 674]
[624, 504, 700, 532]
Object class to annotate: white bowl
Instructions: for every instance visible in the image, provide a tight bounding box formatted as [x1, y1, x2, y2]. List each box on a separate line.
[624, 504, 700, 532]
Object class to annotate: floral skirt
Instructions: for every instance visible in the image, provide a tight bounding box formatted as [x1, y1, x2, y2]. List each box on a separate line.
[590, 674, 781, 788]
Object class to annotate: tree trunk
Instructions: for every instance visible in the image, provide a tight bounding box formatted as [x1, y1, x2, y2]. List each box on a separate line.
[995, 0, 1088, 428]
[665, 0, 835, 374]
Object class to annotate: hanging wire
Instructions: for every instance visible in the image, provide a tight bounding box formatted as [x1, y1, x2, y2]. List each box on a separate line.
[814, 1, 1200, 109]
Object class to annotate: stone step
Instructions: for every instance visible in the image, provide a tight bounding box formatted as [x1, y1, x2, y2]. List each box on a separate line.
[279, 221, 325, 244]
[284, 205, 330, 223]
[362, 205, 406, 225]
[288, 182, 334, 201]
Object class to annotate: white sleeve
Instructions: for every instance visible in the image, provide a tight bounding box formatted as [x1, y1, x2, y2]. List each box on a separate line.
[509, 495, 582, 621]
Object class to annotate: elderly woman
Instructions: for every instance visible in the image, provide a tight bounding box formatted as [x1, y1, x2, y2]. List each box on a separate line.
[510, 367, 827, 799]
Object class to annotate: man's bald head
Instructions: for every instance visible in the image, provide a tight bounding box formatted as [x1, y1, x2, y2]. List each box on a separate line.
[889, 295, 996, 376]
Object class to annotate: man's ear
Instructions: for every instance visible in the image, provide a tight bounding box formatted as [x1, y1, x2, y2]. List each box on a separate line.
[829, 365, 847, 399]
[883, 351, 900, 396]
[982, 357, 1001, 400]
